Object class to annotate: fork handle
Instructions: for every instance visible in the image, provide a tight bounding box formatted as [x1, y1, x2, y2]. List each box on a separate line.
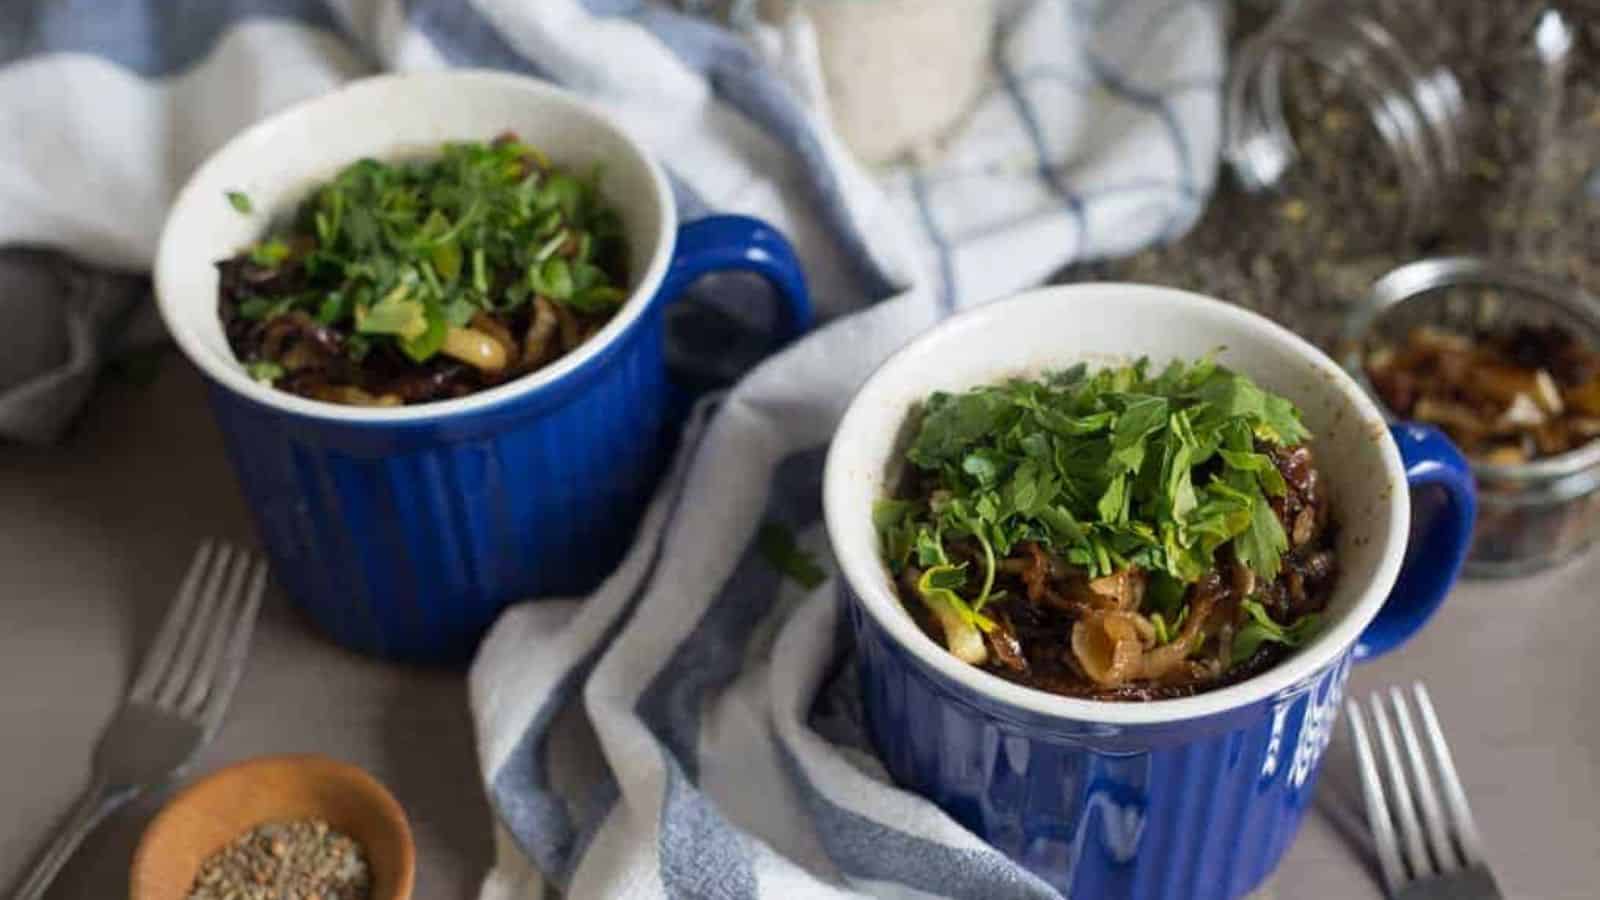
[10, 775, 138, 900]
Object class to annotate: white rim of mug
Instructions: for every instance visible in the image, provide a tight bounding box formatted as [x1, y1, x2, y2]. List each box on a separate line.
[154, 70, 676, 424]
[824, 285, 1411, 726]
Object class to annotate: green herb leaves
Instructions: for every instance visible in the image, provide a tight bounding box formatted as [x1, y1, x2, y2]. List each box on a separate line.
[916, 563, 993, 664]
[355, 286, 429, 340]
[756, 522, 826, 590]
[1232, 598, 1321, 664]
[1235, 494, 1291, 583]
[245, 360, 283, 384]
[249, 239, 289, 268]
[224, 137, 628, 366]
[881, 358, 1311, 588]
[877, 359, 1324, 681]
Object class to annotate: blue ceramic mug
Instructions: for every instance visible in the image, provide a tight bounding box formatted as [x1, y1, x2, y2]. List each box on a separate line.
[823, 285, 1475, 899]
[156, 72, 811, 663]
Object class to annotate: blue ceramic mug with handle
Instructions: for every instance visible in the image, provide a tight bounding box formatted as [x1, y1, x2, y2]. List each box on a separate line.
[823, 284, 1474, 899]
[156, 71, 811, 663]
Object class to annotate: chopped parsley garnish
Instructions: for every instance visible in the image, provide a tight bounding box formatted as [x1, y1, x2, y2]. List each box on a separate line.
[876, 357, 1318, 664]
[245, 360, 285, 384]
[1232, 598, 1321, 665]
[224, 137, 627, 369]
[757, 522, 826, 590]
[226, 190, 253, 214]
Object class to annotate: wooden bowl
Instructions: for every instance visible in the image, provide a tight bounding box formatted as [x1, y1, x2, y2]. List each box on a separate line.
[130, 754, 415, 900]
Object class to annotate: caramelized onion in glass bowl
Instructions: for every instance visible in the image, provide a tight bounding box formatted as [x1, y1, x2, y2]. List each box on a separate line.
[1364, 323, 1600, 466]
[1345, 257, 1600, 576]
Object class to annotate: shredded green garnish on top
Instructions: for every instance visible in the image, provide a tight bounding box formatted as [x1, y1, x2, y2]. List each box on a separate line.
[877, 356, 1310, 585]
[757, 521, 827, 590]
[875, 356, 1327, 683]
[218, 135, 629, 405]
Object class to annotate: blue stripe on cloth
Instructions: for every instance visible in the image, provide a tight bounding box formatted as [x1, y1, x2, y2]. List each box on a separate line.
[775, 743, 1062, 900]
[1063, 0, 1110, 28]
[1008, 65, 1219, 99]
[909, 169, 957, 314]
[489, 661, 604, 883]
[1080, 49, 1197, 242]
[635, 446, 825, 895]
[403, 2, 723, 230]
[487, 401, 720, 888]
[669, 172, 713, 221]
[635, 446, 825, 777]
[0, 0, 354, 73]
[403, 0, 551, 77]
[993, 41, 1086, 265]
[1084, 50, 1193, 188]
[1128, 0, 1223, 53]
[1074, 177, 1197, 202]
[579, 0, 644, 14]
[658, 755, 759, 900]
[589, 2, 902, 301]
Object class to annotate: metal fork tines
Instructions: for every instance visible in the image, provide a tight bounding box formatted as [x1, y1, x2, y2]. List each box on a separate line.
[1346, 682, 1503, 900]
[127, 541, 266, 730]
[10, 541, 267, 900]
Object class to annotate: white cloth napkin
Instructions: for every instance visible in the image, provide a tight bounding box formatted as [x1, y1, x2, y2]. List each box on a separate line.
[0, 1, 1224, 894]
[458, 4, 1223, 897]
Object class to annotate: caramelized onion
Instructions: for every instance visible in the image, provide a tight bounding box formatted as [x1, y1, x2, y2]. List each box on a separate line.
[1089, 567, 1146, 611]
[471, 312, 519, 367]
[441, 327, 510, 372]
[552, 300, 582, 351]
[306, 384, 401, 407]
[1071, 611, 1144, 687]
[524, 297, 560, 367]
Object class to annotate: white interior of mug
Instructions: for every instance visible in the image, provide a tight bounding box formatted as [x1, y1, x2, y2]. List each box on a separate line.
[823, 284, 1410, 725]
[154, 70, 674, 422]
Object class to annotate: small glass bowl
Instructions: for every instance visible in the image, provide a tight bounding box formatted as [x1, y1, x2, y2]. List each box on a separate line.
[1341, 256, 1600, 577]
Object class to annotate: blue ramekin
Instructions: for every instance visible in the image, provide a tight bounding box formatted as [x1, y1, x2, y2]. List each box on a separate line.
[824, 285, 1476, 898]
[156, 72, 811, 663]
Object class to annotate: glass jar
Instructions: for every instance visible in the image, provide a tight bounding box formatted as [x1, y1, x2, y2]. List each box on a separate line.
[1080, 2, 1600, 365]
[1342, 256, 1600, 577]
[1225, 1, 1587, 259]
[1225, 0, 1470, 252]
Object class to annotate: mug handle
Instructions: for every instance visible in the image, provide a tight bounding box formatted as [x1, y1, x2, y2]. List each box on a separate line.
[1354, 423, 1478, 660]
[660, 214, 813, 341]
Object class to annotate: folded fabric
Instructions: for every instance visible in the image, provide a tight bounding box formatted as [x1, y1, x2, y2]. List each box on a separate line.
[0, 0, 1218, 444]
[458, 3, 1223, 897]
[2, 1, 1225, 894]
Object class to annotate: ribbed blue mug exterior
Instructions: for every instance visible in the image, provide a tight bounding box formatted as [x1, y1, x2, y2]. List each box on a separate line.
[205, 215, 810, 664]
[841, 422, 1476, 898]
[848, 584, 1351, 900]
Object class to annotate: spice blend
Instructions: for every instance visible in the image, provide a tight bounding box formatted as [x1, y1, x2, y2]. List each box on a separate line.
[1067, 3, 1600, 351]
[186, 818, 372, 900]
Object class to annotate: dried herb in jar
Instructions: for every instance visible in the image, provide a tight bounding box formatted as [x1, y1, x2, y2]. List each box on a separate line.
[1065, 3, 1600, 355]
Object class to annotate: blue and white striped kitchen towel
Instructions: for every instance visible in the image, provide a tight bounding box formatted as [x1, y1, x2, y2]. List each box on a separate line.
[1, 1, 1224, 895]
[0, 0, 1219, 444]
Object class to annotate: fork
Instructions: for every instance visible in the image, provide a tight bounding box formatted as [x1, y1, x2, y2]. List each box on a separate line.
[1345, 682, 1504, 900]
[10, 542, 267, 900]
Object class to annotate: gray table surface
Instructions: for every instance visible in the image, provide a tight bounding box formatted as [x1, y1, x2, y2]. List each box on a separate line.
[2, 359, 1596, 900]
